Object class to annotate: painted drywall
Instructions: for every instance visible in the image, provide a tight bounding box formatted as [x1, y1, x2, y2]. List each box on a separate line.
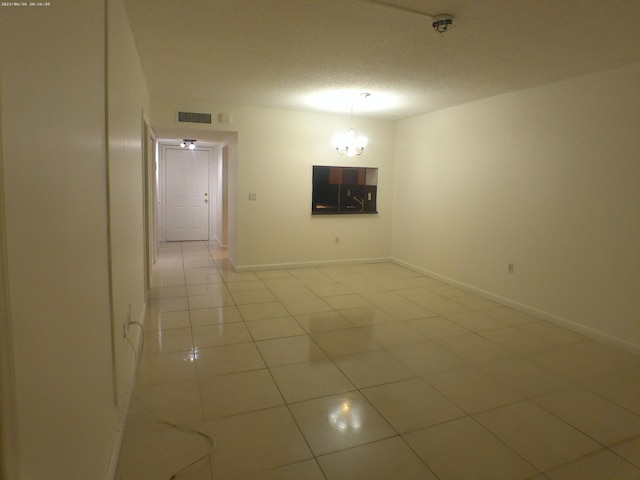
[0, 2, 117, 479]
[107, 0, 151, 415]
[393, 62, 640, 350]
[151, 100, 396, 269]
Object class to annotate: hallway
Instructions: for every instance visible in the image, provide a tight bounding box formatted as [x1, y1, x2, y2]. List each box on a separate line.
[116, 242, 640, 479]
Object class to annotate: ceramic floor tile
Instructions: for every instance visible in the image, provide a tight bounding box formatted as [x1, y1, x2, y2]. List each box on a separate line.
[389, 341, 469, 376]
[184, 267, 224, 285]
[279, 296, 333, 315]
[287, 268, 337, 286]
[127, 378, 204, 429]
[137, 350, 198, 386]
[380, 300, 440, 321]
[333, 349, 415, 388]
[270, 360, 355, 403]
[359, 291, 410, 306]
[444, 310, 516, 332]
[544, 449, 640, 480]
[186, 283, 229, 297]
[288, 391, 395, 456]
[143, 327, 194, 355]
[582, 366, 640, 415]
[195, 343, 265, 376]
[144, 310, 191, 331]
[450, 294, 504, 310]
[311, 328, 381, 357]
[417, 298, 472, 316]
[199, 369, 284, 418]
[236, 459, 326, 480]
[435, 334, 512, 363]
[123, 244, 640, 480]
[527, 343, 639, 383]
[295, 311, 354, 333]
[426, 366, 524, 414]
[395, 287, 445, 303]
[219, 270, 261, 283]
[231, 289, 279, 305]
[117, 424, 213, 480]
[482, 324, 563, 354]
[256, 334, 327, 367]
[475, 401, 601, 471]
[189, 305, 244, 326]
[148, 285, 188, 300]
[192, 323, 253, 348]
[238, 301, 290, 321]
[478, 357, 570, 398]
[359, 322, 429, 348]
[318, 436, 438, 480]
[308, 283, 354, 297]
[405, 316, 471, 340]
[427, 285, 467, 298]
[533, 387, 640, 446]
[361, 378, 464, 433]
[611, 435, 640, 468]
[206, 406, 313, 478]
[403, 417, 538, 480]
[323, 294, 372, 310]
[244, 315, 306, 341]
[224, 280, 269, 293]
[518, 322, 588, 347]
[151, 269, 186, 288]
[146, 296, 189, 313]
[187, 292, 236, 310]
[338, 306, 397, 326]
[485, 307, 540, 325]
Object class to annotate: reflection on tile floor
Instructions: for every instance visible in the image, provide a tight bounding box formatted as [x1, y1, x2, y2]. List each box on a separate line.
[116, 241, 640, 480]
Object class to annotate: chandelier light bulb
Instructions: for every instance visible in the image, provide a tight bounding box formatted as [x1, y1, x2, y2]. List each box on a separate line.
[334, 93, 369, 157]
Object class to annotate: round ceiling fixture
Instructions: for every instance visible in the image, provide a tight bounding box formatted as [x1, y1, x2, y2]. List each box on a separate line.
[432, 14, 454, 33]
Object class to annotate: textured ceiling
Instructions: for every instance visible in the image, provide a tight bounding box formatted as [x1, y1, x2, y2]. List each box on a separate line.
[124, 0, 640, 120]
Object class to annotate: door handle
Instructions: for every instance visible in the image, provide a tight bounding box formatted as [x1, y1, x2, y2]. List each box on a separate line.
[204, 198, 208, 203]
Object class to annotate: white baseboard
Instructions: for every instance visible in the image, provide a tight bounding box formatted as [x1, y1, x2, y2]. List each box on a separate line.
[233, 256, 392, 272]
[391, 258, 640, 354]
[106, 308, 145, 480]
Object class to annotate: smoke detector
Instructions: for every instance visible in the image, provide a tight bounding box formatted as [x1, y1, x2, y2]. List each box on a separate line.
[432, 14, 454, 33]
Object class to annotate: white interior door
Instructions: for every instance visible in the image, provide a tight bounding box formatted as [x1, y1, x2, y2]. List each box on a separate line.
[165, 148, 210, 241]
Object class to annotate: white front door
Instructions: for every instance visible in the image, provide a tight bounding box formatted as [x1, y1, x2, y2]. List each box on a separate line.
[165, 147, 210, 241]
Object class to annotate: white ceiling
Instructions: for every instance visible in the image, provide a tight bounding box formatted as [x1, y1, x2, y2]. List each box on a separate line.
[124, 0, 640, 121]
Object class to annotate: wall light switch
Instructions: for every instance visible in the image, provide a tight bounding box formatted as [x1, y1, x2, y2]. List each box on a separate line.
[248, 192, 257, 201]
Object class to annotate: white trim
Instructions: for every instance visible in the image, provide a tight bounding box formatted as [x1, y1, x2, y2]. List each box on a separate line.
[105, 305, 145, 480]
[391, 258, 640, 354]
[233, 257, 392, 272]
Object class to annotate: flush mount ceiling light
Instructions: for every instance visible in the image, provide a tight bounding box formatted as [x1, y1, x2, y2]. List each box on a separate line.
[180, 139, 197, 150]
[333, 93, 370, 157]
[432, 14, 454, 33]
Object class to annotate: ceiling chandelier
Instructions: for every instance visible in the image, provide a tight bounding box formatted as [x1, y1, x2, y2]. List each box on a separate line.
[180, 138, 197, 150]
[333, 93, 370, 157]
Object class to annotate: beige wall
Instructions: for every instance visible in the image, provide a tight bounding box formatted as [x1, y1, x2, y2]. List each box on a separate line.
[0, 0, 150, 478]
[0, 2, 115, 478]
[392, 62, 640, 350]
[151, 100, 396, 269]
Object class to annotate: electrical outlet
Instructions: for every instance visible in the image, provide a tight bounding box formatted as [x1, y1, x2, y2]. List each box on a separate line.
[508, 263, 515, 274]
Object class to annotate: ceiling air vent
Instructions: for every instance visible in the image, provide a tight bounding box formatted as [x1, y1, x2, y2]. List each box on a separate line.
[177, 111, 212, 124]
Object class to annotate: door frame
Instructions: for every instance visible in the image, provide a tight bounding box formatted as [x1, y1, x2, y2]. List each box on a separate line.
[141, 116, 156, 298]
[159, 143, 214, 242]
